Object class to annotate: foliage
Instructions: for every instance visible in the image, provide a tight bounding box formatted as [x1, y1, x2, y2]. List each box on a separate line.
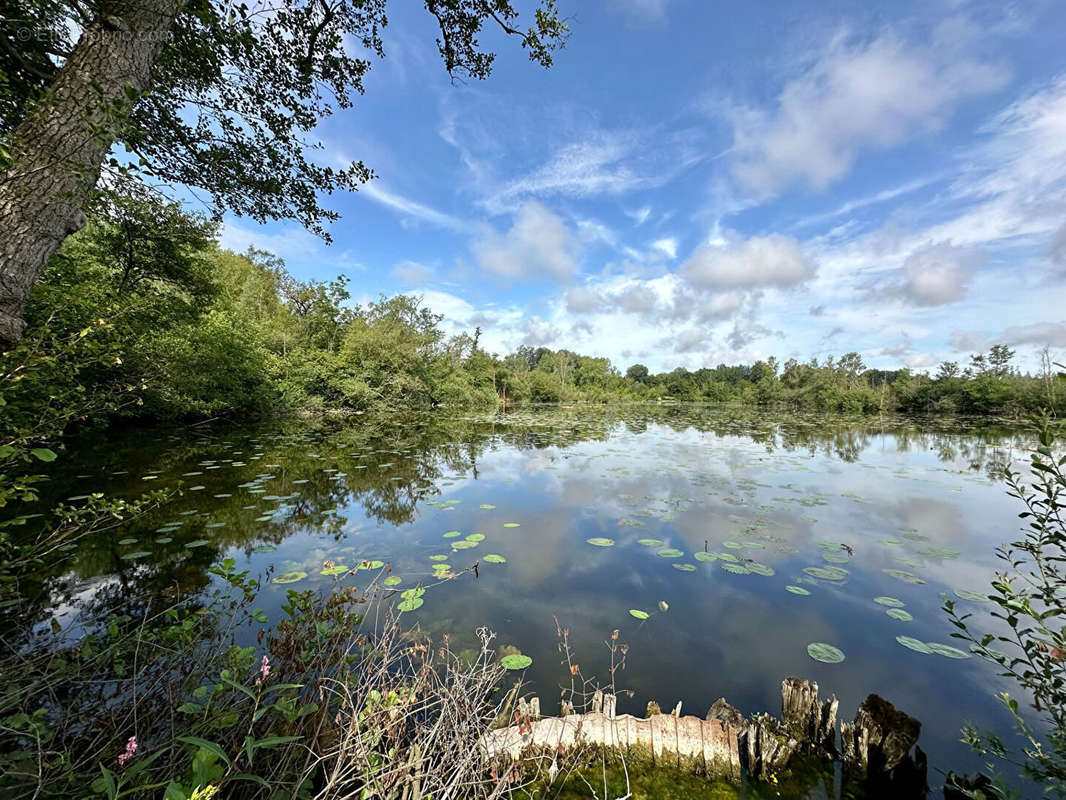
[0, 0, 566, 238]
[0, 551, 523, 799]
[943, 402, 1066, 797]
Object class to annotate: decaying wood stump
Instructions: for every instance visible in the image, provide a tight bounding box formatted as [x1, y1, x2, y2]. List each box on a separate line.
[481, 679, 926, 796]
[781, 677, 838, 754]
[840, 694, 927, 795]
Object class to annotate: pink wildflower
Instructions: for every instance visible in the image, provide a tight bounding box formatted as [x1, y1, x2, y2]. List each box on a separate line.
[117, 735, 138, 767]
[255, 654, 271, 686]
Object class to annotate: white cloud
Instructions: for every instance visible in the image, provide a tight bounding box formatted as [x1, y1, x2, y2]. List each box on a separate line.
[651, 237, 678, 260]
[565, 286, 604, 314]
[473, 201, 581, 283]
[1000, 322, 1066, 347]
[681, 233, 814, 290]
[729, 27, 1008, 198]
[360, 182, 468, 231]
[894, 242, 982, 306]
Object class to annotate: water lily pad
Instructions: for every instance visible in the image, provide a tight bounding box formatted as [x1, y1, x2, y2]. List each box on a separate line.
[693, 552, 718, 563]
[451, 540, 478, 550]
[954, 589, 989, 603]
[483, 554, 507, 563]
[503, 523, 520, 528]
[656, 548, 683, 558]
[896, 636, 933, 654]
[397, 597, 424, 612]
[118, 538, 138, 545]
[401, 588, 425, 600]
[443, 531, 462, 539]
[587, 537, 615, 547]
[629, 609, 650, 619]
[120, 551, 151, 560]
[466, 533, 486, 542]
[479, 504, 496, 509]
[807, 643, 845, 663]
[882, 568, 925, 585]
[742, 562, 772, 577]
[822, 553, 850, 564]
[804, 566, 848, 580]
[500, 653, 532, 670]
[786, 585, 811, 596]
[253, 544, 276, 554]
[429, 554, 448, 562]
[721, 562, 751, 574]
[723, 541, 742, 549]
[359, 560, 385, 570]
[274, 571, 308, 585]
[184, 540, 210, 549]
[672, 563, 696, 572]
[927, 642, 971, 659]
[383, 576, 402, 586]
[155, 537, 173, 544]
[886, 608, 913, 621]
[321, 564, 349, 576]
[638, 539, 664, 547]
[874, 596, 905, 608]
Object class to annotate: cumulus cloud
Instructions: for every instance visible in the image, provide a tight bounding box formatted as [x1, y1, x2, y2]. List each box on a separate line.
[885, 242, 983, 306]
[564, 287, 604, 314]
[522, 317, 561, 347]
[681, 233, 814, 290]
[1000, 322, 1066, 347]
[473, 202, 581, 283]
[729, 26, 1008, 198]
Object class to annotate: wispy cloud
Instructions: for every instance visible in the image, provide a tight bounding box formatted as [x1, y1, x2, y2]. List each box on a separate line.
[360, 182, 469, 231]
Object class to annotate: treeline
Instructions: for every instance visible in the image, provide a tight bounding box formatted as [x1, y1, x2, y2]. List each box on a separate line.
[1, 199, 1059, 455]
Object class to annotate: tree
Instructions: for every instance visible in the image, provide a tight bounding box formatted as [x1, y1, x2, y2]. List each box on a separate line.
[937, 361, 960, 380]
[0, 0, 567, 349]
[988, 344, 1016, 378]
[626, 363, 649, 383]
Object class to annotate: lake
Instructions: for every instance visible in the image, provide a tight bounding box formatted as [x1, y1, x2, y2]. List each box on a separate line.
[16, 405, 1042, 795]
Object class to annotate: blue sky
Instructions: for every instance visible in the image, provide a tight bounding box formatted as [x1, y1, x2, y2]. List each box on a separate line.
[220, 0, 1066, 373]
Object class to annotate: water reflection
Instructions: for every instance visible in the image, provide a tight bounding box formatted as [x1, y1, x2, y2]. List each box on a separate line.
[6, 406, 1045, 792]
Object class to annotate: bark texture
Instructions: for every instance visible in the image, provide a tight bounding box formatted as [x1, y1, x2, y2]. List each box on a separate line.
[0, 0, 181, 350]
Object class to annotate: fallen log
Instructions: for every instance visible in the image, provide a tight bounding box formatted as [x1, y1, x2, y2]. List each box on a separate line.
[481, 677, 927, 796]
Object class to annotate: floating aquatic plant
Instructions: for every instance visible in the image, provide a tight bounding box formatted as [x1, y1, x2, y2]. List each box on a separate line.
[874, 596, 905, 608]
[656, 548, 683, 559]
[500, 654, 532, 670]
[274, 571, 308, 585]
[786, 585, 811, 595]
[629, 609, 649, 619]
[586, 537, 615, 547]
[483, 554, 507, 563]
[807, 643, 845, 663]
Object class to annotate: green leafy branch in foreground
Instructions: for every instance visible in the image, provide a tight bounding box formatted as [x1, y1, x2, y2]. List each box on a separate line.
[944, 397, 1066, 797]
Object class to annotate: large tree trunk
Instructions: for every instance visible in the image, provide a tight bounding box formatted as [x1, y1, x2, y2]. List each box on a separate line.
[0, 0, 182, 350]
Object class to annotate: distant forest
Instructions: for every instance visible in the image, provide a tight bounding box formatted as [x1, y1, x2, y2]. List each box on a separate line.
[2, 200, 1060, 458]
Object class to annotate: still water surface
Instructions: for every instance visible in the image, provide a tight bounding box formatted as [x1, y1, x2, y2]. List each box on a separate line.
[23, 406, 1043, 793]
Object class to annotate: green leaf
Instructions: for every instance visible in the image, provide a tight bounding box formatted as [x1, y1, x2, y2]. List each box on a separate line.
[500, 653, 532, 670]
[30, 448, 58, 462]
[176, 736, 231, 766]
